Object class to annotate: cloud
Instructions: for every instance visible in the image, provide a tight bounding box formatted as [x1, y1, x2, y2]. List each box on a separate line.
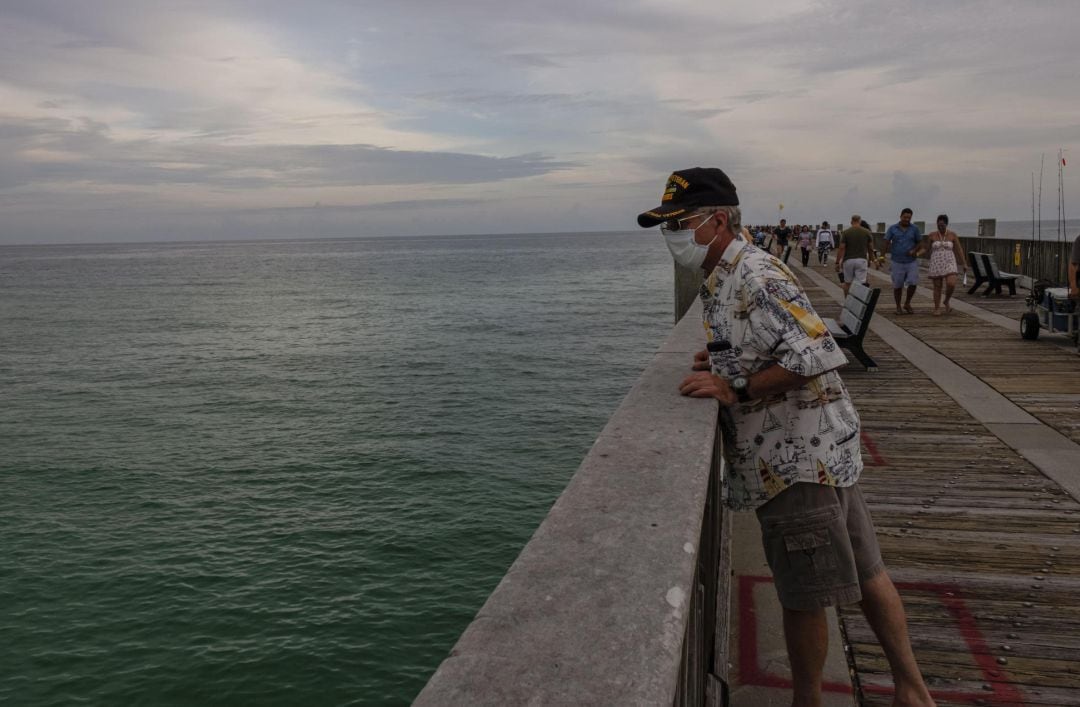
[0, 116, 573, 192]
[1, 0, 1079, 243]
[891, 171, 941, 213]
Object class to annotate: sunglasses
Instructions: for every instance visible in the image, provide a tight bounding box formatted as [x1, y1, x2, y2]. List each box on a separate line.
[661, 213, 711, 233]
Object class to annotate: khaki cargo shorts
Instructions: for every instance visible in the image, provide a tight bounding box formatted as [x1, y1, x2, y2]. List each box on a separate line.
[755, 482, 885, 611]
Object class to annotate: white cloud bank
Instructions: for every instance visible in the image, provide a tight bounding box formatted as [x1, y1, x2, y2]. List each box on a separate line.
[0, 0, 1077, 242]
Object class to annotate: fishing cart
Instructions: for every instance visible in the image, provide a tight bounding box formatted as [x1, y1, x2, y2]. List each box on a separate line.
[1020, 280, 1080, 345]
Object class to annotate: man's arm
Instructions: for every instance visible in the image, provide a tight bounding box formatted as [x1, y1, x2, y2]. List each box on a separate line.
[911, 233, 927, 258]
[679, 365, 815, 407]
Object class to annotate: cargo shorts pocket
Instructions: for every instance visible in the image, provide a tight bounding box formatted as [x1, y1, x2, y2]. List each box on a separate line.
[781, 528, 839, 588]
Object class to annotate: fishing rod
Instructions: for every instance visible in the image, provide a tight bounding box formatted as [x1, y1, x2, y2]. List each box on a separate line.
[1031, 171, 1037, 280]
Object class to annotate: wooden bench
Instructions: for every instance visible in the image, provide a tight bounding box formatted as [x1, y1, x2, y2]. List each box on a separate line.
[967, 251, 991, 294]
[823, 281, 881, 371]
[980, 253, 1020, 296]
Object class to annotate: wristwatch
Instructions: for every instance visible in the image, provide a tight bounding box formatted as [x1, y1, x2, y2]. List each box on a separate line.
[731, 375, 751, 403]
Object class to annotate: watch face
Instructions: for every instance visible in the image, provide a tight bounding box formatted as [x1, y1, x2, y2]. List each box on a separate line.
[733, 376, 748, 390]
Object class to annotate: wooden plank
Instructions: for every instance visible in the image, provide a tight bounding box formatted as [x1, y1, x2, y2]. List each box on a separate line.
[791, 277, 1080, 703]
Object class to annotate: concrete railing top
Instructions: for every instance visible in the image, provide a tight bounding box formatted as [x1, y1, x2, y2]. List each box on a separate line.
[414, 300, 720, 706]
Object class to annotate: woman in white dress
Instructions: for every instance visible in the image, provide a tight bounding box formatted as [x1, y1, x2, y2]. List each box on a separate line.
[924, 214, 967, 315]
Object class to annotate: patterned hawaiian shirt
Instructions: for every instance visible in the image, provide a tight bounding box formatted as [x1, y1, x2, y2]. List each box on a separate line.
[702, 237, 863, 511]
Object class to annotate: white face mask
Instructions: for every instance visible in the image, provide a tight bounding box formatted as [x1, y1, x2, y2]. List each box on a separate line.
[662, 213, 717, 270]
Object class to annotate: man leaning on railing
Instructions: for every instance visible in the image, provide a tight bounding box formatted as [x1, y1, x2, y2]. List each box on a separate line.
[636, 168, 936, 707]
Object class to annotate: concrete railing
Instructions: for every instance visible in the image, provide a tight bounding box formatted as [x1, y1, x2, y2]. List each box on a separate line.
[414, 299, 733, 706]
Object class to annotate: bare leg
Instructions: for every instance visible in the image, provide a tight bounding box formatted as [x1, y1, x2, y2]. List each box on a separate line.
[859, 571, 936, 706]
[943, 274, 957, 312]
[783, 607, 828, 707]
[904, 285, 917, 313]
[894, 287, 903, 314]
[931, 277, 943, 314]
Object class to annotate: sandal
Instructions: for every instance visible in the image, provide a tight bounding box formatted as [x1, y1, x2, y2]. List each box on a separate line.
[903, 305, 915, 315]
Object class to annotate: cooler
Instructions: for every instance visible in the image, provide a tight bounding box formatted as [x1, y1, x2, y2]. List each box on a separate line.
[1044, 287, 1078, 332]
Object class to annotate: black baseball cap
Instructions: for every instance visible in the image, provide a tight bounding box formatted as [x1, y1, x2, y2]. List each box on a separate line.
[637, 167, 739, 228]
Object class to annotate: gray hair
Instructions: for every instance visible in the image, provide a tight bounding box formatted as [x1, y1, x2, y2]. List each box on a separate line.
[697, 205, 742, 235]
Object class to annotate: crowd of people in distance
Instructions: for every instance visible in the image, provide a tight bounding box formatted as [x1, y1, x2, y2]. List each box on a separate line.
[746, 220, 851, 267]
[745, 210, 969, 316]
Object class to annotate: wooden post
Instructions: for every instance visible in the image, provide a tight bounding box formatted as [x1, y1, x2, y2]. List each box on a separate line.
[978, 219, 997, 238]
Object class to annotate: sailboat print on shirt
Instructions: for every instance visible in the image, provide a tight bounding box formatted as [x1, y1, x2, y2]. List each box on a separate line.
[758, 458, 787, 497]
[775, 298, 828, 339]
[817, 407, 834, 436]
[816, 459, 838, 485]
[761, 407, 783, 434]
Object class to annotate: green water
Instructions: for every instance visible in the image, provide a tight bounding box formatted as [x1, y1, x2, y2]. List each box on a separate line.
[1, 232, 673, 705]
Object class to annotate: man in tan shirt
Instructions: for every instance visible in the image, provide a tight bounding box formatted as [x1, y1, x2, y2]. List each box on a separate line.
[835, 215, 876, 296]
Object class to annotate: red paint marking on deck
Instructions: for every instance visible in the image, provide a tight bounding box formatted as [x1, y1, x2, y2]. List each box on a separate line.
[892, 581, 1027, 706]
[737, 575, 1026, 704]
[860, 430, 887, 466]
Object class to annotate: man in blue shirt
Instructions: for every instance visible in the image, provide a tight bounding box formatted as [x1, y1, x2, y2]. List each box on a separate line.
[884, 208, 924, 314]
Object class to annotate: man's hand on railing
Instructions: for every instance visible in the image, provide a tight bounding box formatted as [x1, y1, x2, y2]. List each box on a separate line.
[692, 349, 711, 371]
[679, 371, 738, 406]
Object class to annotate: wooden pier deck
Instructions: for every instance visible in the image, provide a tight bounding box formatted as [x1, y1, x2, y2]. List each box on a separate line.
[795, 261, 1080, 706]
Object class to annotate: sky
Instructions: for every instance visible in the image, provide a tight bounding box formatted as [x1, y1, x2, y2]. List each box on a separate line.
[1, 0, 1077, 244]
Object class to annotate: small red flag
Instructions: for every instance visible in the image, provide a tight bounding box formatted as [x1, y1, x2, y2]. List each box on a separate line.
[1064, 157, 1068, 166]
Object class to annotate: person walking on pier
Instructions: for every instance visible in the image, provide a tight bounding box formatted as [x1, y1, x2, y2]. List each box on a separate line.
[835, 215, 876, 296]
[925, 214, 967, 315]
[798, 225, 813, 267]
[637, 167, 936, 707]
[776, 218, 792, 259]
[884, 208, 924, 315]
[815, 221, 834, 265]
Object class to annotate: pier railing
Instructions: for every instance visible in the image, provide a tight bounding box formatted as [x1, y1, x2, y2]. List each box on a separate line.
[414, 298, 733, 706]
[867, 227, 1074, 286]
[956, 237, 1072, 285]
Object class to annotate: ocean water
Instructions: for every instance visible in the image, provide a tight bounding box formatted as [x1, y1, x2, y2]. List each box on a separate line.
[0, 232, 673, 706]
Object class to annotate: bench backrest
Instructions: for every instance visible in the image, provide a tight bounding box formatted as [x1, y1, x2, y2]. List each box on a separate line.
[841, 281, 879, 337]
[982, 253, 1006, 279]
[968, 251, 988, 277]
